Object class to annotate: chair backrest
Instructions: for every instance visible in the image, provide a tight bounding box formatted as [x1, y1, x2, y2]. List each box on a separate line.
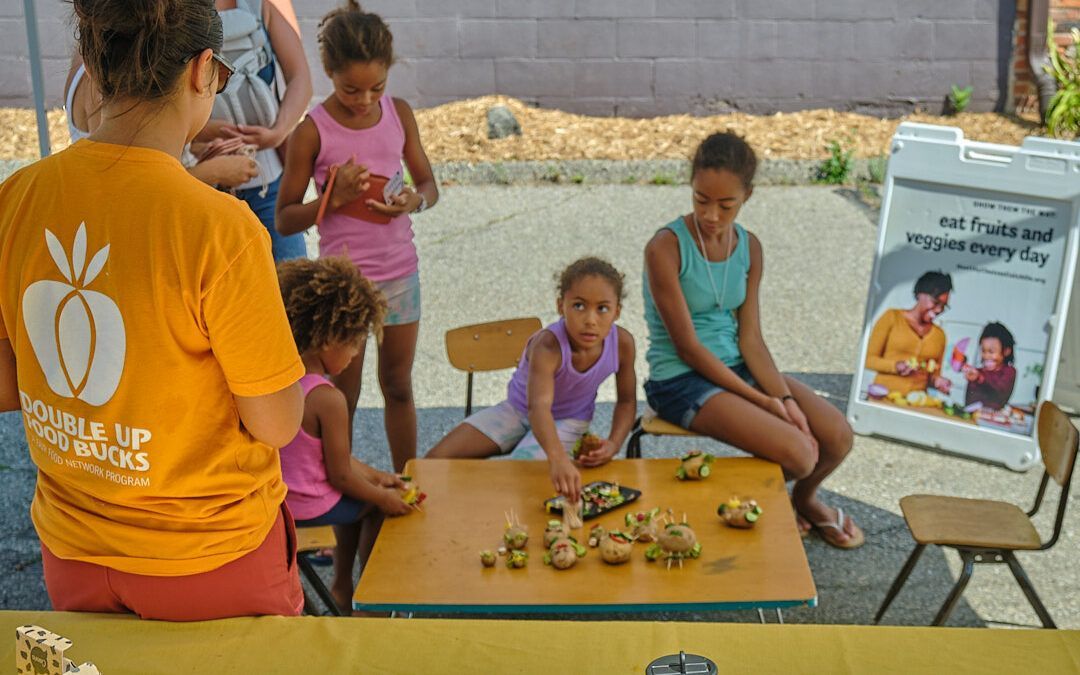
[1034, 400, 1079, 550]
[445, 317, 542, 416]
[445, 317, 542, 373]
[1037, 400, 1078, 488]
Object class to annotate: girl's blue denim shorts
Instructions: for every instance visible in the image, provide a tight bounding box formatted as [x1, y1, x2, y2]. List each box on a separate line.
[644, 363, 755, 429]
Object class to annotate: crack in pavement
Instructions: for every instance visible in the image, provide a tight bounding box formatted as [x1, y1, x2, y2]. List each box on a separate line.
[428, 189, 589, 246]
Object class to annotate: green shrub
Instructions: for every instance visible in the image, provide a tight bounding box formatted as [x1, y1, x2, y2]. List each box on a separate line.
[867, 156, 887, 184]
[649, 174, 675, 185]
[814, 139, 854, 185]
[1045, 20, 1080, 138]
[947, 85, 972, 114]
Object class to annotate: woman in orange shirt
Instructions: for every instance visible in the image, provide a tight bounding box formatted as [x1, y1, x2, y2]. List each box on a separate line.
[865, 271, 954, 396]
[0, 0, 304, 620]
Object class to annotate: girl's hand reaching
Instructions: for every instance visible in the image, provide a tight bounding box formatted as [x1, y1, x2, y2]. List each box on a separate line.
[374, 486, 412, 517]
[577, 439, 619, 467]
[329, 157, 371, 211]
[373, 470, 406, 489]
[366, 186, 423, 218]
[549, 454, 582, 503]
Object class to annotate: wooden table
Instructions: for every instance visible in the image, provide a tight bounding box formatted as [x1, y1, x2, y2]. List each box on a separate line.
[353, 458, 816, 614]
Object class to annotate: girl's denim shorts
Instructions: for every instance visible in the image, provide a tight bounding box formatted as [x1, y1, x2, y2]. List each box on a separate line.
[644, 363, 755, 430]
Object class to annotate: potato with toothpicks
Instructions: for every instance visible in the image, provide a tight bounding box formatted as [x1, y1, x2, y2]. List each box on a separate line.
[675, 450, 715, 480]
[543, 519, 570, 547]
[599, 530, 634, 564]
[544, 536, 586, 570]
[717, 496, 763, 529]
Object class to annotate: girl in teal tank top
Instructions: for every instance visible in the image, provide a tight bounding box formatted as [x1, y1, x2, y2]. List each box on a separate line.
[641, 132, 864, 550]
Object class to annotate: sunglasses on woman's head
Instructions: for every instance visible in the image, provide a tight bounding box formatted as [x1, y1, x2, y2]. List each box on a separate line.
[186, 50, 235, 94]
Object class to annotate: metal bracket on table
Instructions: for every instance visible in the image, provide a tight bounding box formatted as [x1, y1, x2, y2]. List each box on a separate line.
[757, 608, 784, 624]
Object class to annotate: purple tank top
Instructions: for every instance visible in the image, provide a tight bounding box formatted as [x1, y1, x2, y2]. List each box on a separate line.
[308, 97, 417, 281]
[279, 374, 342, 520]
[507, 319, 620, 421]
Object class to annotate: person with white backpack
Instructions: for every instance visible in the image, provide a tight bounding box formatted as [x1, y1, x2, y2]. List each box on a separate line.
[197, 0, 313, 261]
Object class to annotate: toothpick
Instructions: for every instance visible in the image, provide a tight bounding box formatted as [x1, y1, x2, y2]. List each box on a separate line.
[683, 512, 687, 524]
[504, 511, 512, 528]
[667, 557, 672, 571]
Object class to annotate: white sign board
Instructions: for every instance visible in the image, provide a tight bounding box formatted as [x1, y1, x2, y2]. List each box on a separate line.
[848, 123, 1080, 471]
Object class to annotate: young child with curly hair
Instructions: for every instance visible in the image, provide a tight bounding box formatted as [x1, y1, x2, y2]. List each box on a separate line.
[277, 256, 411, 613]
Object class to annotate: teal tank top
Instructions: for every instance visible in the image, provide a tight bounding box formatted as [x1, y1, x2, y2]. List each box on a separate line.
[643, 217, 750, 381]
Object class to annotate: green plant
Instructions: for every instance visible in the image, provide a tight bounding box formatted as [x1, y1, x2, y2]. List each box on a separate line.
[867, 155, 887, 184]
[947, 85, 972, 114]
[542, 165, 562, 183]
[814, 139, 854, 185]
[492, 164, 512, 185]
[622, 174, 638, 185]
[570, 174, 585, 184]
[649, 174, 675, 185]
[1044, 20, 1080, 138]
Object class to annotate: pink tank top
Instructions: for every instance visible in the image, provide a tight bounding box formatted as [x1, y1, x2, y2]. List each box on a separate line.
[506, 319, 620, 421]
[308, 97, 417, 281]
[279, 374, 342, 520]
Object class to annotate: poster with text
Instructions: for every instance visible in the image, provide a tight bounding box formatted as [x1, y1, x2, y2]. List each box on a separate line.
[856, 179, 1070, 437]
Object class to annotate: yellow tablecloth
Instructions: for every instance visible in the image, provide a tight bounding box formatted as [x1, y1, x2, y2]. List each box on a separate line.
[4, 611, 1079, 674]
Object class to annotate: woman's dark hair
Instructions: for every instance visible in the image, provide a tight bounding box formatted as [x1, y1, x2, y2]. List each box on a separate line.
[278, 257, 387, 353]
[318, 0, 395, 73]
[691, 131, 758, 189]
[72, 0, 223, 102]
[913, 271, 953, 297]
[979, 322, 1016, 365]
[557, 257, 626, 302]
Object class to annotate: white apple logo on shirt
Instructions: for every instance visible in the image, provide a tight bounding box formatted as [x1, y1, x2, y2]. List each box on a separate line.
[22, 223, 125, 406]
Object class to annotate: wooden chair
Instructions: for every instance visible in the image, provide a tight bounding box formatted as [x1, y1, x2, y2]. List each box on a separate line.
[445, 317, 541, 417]
[295, 525, 343, 616]
[626, 408, 703, 458]
[874, 400, 1078, 628]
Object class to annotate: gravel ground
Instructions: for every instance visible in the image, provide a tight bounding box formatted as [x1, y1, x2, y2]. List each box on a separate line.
[1, 183, 1076, 629]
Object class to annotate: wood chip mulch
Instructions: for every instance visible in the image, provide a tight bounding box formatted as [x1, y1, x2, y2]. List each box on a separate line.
[1, 95, 1044, 163]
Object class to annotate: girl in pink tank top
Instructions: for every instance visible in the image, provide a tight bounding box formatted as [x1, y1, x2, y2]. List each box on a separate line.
[278, 256, 416, 613]
[276, 1, 439, 475]
[428, 258, 638, 504]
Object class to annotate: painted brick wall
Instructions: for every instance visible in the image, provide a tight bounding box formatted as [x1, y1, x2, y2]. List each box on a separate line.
[3, 0, 1013, 116]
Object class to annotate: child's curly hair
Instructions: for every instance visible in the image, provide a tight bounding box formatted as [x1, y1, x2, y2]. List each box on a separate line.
[278, 257, 387, 354]
[556, 257, 626, 302]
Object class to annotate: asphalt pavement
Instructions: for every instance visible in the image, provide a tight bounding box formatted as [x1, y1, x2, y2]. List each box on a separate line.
[1, 183, 1076, 628]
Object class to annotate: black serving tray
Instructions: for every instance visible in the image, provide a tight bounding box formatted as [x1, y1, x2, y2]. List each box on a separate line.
[543, 481, 641, 520]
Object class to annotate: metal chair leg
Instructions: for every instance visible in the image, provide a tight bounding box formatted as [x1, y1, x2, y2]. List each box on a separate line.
[932, 550, 976, 626]
[1003, 551, 1057, 629]
[627, 417, 644, 459]
[874, 543, 926, 623]
[297, 554, 344, 617]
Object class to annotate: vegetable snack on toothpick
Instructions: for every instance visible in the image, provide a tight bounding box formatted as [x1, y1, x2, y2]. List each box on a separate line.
[571, 432, 604, 459]
[675, 450, 715, 480]
[587, 523, 607, 547]
[479, 550, 497, 567]
[645, 514, 702, 570]
[717, 496, 763, 529]
[543, 519, 571, 548]
[599, 530, 634, 564]
[399, 476, 426, 510]
[543, 536, 587, 570]
[624, 507, 662, 542]
[503, 509, 528, 550]
[506, 549, 529, 569]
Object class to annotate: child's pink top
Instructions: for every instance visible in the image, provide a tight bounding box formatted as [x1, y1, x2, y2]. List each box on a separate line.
[309, 97, 417, 281]
[279, 374, 342, 520]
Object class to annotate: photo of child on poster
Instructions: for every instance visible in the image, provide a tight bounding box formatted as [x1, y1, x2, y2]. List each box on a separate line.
[855, 180, 1070, 438]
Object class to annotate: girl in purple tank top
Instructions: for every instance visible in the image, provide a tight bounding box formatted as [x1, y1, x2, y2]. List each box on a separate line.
[276, 1, 439, 475]
[278, 257, 415, 613]
[428, 258, 638, 502]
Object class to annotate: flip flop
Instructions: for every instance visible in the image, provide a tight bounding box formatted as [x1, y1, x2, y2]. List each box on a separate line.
[811, 507, 865, 550]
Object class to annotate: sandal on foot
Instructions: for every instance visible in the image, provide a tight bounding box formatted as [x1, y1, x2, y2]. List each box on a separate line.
[810, 507, 865, 550]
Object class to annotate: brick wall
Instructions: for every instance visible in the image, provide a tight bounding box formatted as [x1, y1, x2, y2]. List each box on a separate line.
[3, 0, 1014, 116]
[1013, 0, 1078, 115]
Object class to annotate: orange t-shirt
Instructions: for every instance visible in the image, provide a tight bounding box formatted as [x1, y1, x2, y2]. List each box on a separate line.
[0, 140, 304, 576]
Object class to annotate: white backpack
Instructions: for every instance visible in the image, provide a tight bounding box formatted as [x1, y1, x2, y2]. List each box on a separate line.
[212, 0, 282, 192]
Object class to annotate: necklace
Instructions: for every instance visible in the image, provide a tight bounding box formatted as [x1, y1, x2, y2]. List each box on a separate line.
[692, 214, 736, 310]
